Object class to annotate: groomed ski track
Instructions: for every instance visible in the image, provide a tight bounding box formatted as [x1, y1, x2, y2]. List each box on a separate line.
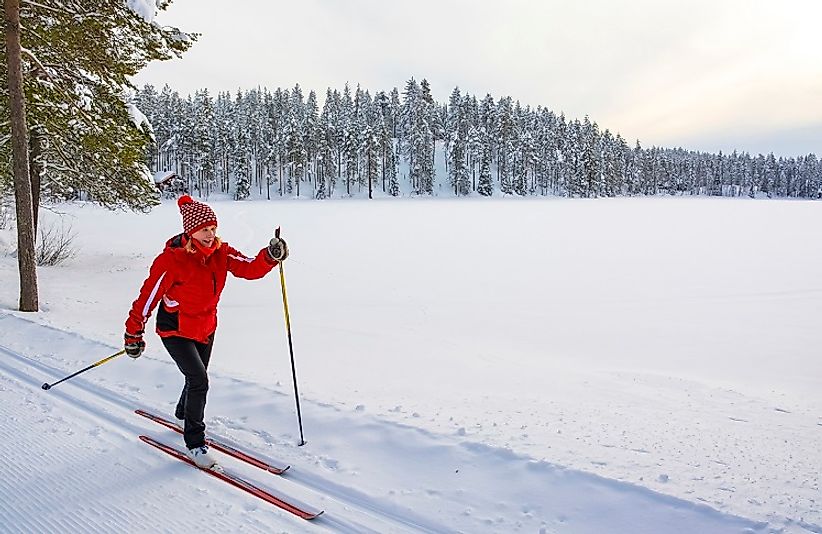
[0, 313, 773, 533]
[0, 342, 445, 533]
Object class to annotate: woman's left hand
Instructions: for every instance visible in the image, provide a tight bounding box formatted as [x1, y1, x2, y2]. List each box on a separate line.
[268, 236, 289, 261]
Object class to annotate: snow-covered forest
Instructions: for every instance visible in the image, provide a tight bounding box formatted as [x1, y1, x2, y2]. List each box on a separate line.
[135, 80, 822, 201]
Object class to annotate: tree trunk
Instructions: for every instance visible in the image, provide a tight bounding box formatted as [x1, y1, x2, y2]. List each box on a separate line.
[5, 0, 38, 311]
[28, 125, 43, 234]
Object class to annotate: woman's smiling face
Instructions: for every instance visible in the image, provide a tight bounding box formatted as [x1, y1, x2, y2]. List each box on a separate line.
[191, 225, 217, 247]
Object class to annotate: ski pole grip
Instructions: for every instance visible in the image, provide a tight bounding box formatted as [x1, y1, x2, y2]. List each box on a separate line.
[275, 227, 280, 239]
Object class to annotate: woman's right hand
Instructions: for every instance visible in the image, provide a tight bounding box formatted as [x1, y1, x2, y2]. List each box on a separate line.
[124, 332, 145, 358]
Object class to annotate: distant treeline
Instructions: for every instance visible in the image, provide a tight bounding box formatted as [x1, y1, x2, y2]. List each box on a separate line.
[135, 79, 822, 200]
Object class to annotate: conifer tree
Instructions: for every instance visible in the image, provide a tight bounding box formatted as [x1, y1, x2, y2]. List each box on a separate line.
[477, 146, 493, 197]
[232, 91, 251, 199]
[400, 78, 422, 193]
[304, 90, 319, 196]
[2, 0, 193, 312]
[446, 87, 470, 195]
[1, 0, 194, 211]
[581, 116, 601, 197]
[495, 97, 515, 195]
[191, 89, 215, 196]
[418, 79, 437, 194]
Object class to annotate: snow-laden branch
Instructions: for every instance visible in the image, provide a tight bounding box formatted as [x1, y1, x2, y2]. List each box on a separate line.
[20, 47, 103, 134]
[126, 0, 157, 23]
[20, 0, 77, 16]
[126, 101, 155, 141]
[49, 143, 83, 175]
[20, 0, 105, 25]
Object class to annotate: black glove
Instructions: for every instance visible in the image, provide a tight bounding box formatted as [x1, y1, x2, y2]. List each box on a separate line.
[124, 332, 145, 359]
[267, 236, 289, 262]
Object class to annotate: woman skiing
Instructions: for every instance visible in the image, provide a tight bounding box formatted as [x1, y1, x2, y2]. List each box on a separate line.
[124, 195, 288, 468]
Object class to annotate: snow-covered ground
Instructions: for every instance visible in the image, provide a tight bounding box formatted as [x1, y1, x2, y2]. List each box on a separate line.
[0, 196, 819, 533]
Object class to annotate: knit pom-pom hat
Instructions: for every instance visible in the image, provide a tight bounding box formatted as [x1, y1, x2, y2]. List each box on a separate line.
[178, 195, 218, 235]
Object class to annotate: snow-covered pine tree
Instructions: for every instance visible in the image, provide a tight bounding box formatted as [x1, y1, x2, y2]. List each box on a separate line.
[355, 85, 380, 198]
[244, 89, 264, 195]
[135, 84, 158, 165]
[446, 88, 470, 196]
[466, 123, 483, 193]
[799, 153, 819, 198]
[400, 78, 421, 193]
[315, 107, 334, 200]
[389, 87, 401, 139]
[581, 116, 601, 198]
[445, 87, 462, 175]
[259, 89, 276, 199]
[551, 112, 567, 195]
[270, 88, 289, 196]
[232, 91, 251, 200]
[512, 101, 533, 196]
[361, 125, 379, 199]
[478, 94, 497, 164]
[495, 97, 515, 195]
[287, 84, 306, 197]
[213, 92, 234, 194]
[463, 95, 481, 192]
[477, 143, 493, 197]
[192, 89, 215, 197]
[318, 88, 339, 197]
[562, 119, 580, 197]
[609, 132, 628, 196]
[337, 84, 355, 195]
[631, 140, 647, 196]
[419, 79, 437, 194]
[0, 0, 194, 211]
[304, 90, 319, 197]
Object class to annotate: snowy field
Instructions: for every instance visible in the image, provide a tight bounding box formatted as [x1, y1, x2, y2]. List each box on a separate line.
[0, 196, 819, 533]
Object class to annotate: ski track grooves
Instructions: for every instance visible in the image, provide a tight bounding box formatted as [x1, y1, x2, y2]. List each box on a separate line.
[0, 343, 449, 533]
[0, 361, 243, 533]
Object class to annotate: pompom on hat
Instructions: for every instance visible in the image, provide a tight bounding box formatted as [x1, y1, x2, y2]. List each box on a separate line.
[177, 195, 217, 235]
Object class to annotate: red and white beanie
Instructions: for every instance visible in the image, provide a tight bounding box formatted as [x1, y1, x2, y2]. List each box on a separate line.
[178, 195, 217, 235]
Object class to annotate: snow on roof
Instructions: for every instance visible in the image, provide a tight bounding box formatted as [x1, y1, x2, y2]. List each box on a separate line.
[153, 170, 176, 184]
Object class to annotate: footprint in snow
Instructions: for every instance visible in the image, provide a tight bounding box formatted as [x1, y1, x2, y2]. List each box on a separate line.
[323, 457, 339, 470]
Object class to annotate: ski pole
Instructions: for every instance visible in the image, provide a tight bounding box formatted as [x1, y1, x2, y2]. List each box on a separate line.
[41, 349, 126, 390]
[275, 227, 306, 446]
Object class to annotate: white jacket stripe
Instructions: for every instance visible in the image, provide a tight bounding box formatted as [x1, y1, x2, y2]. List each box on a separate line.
[228, 253, 253, 263]
[142, 272, 166, 319]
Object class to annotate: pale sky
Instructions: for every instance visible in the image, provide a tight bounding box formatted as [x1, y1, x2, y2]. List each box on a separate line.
[134, 0, 822, 157]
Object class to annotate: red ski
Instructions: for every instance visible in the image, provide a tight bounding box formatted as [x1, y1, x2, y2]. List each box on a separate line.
[139, 435, 323, 520]
[135, 409, 289, 474]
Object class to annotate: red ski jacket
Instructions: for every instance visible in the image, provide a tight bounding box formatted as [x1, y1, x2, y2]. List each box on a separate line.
[126, 233, 277, 343]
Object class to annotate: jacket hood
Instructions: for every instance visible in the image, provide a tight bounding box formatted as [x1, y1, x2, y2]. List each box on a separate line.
[165, 233, 187, 249]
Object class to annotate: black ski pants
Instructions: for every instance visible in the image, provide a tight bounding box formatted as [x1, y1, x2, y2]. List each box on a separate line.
[162, 334, 214, 449]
